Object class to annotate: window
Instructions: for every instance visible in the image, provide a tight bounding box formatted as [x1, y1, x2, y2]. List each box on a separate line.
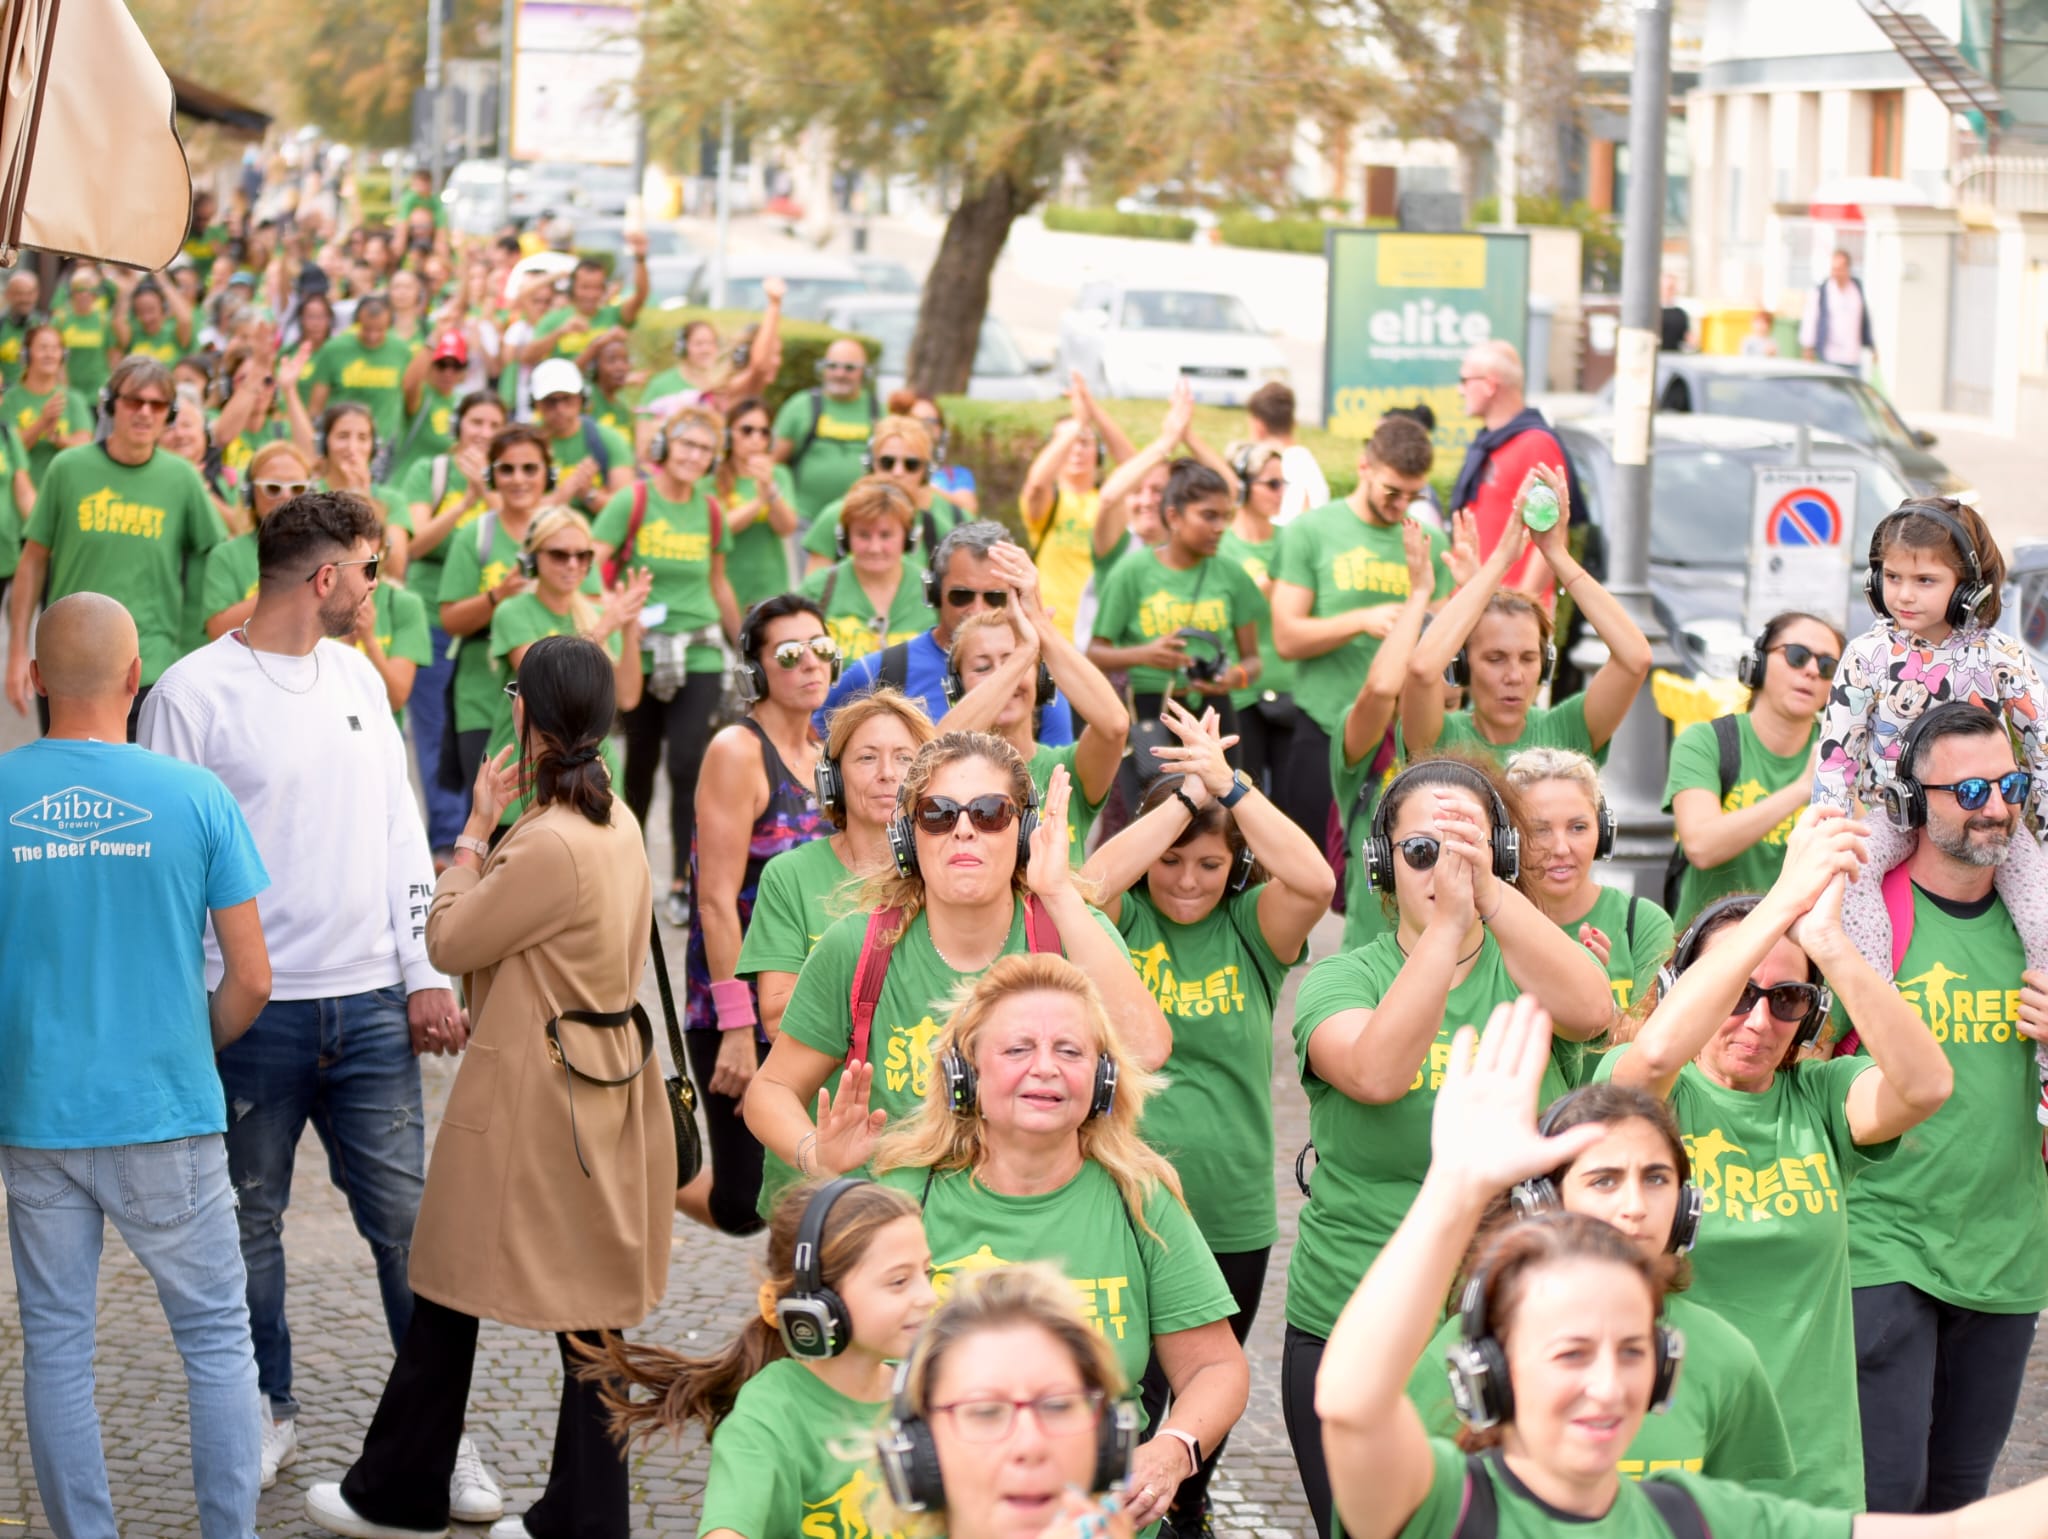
[1870, 91, 1903, 180]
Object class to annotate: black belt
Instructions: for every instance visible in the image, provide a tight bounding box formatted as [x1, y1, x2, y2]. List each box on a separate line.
[545, 1006, 655, 1178]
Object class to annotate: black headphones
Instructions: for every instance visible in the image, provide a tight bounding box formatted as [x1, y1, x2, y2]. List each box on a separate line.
[1878, 699, 2000, 829]
[774, 1179, 862, 1359]
[483, 442, 559, 492]
[1365, 760, 1520, 892]
[878, 1354, 1138, 1514]
[1654, 894, 1833, 1049]
[736, 600, 842, 705]
[1864, 501, 1994, 628]
[835, 482, 920, 561]
[938, 1039, 1118, 1121]
[887, 777, 1040, 880]
[314, 403, 378, 463]
[1508, 1093, 1703, 1254]
[1444, 1218, 1685, 1432]
[97, 377, 182, 442]
[1446, 630, 1557, 689]
[942, 645, 1056, 714]
[815, 751, 846, 824]
[1734, 624, 1773, 691]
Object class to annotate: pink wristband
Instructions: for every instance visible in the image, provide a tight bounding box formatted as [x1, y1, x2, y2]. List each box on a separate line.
[709, 979, 757, 1032]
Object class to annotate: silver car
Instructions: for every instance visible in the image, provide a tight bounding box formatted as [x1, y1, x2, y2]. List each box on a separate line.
[1057, 281, 1289, 405]
[820, 295, 1062, 402]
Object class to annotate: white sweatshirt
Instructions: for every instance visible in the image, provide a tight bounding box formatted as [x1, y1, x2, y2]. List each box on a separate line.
[139, 633, 448, 1000]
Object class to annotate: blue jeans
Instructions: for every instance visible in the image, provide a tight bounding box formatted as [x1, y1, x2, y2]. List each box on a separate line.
[1, 1136, 263, 1538]
[410, 623, 470, 850]
[217, 983, 425, 1418]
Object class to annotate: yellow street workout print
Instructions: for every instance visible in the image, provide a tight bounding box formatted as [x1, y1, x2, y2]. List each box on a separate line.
[929, 1246, 1137, 1341]
[1330, 549, 1413, 596]
[1135, 589, 1228, 639]
[1683, 1129, 1840, 1223]
[1131, 944, 1249, 1018]
[77, 489, 169, 540]
[801, 1468, 886, 1539]
[635, 518, 710, 564]
[1722, 778, 1802, 846]
[879, 1015, 945, 1097]
[1897, 961, 2023, 1046]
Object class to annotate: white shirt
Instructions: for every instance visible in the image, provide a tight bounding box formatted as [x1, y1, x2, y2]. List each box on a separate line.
[1799, 278, 1866, 368]
[139, 633, 447, 1001]
[1276, 443, 1330, 525]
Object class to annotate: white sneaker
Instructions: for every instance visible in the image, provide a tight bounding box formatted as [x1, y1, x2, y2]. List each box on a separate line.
[487, 1518, 531, 1539]
[303, 1481, 449, 1538]
[260, 1414, 298, 1491]
[449, 1435, 505, 1523]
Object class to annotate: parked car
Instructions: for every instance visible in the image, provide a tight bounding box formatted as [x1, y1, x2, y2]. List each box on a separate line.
[819, 295, 1062, 402]
[1554, 413, 1911, 680]
[1057, 282, 1289, 405]
[570, 218, 701, 302]
[852, 257, 921, 295]
[2005, 542, 2048, 675]
[1598, 355, 1969, 501]
[440, 159, 632, 233]
[682, 251, 869, 320]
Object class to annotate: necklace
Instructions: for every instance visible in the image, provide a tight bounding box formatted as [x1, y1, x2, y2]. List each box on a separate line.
[1395, 932, 1484, 968]
[927, 915, 1005, 974]
[235, 627, 320, 695]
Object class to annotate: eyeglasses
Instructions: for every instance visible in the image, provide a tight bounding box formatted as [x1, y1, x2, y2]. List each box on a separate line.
[1769, 643, 1840, 680]
[1252, 477, 1285, 492]
[305, 554, 381, 584]
[493, 461, 546, 477]
[734, 423, 771, 438]
[943, 587, 1009, 610]
[821, 360, 864, 374]
[672, 438, 719, 458]
[912, 793, 1021, 837]
[1392, 835, 1442, 873]
[769, 637, 841, 669]
[117, 394, 172, 414]
[1458, 373, 1490, 386]
[930, 1390, 1102, 1444]
[1732, 979, 1827, 1023]
[1922, 771, 2031, 811]
[540, 548, 595, 567]
[877, 454, 926, 474]
[253, 479, 310, 499]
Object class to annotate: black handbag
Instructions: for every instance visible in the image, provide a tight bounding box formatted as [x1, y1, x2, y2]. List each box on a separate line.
[647, 913, 704, 1188]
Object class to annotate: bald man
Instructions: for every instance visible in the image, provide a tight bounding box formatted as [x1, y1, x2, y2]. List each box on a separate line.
[0, 592, 272, 1535]
[773, 335, 880, 521]
[1448, 339, 1573, 605]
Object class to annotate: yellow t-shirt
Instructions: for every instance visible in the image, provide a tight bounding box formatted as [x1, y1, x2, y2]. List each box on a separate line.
[1024, 485, 1098, 631]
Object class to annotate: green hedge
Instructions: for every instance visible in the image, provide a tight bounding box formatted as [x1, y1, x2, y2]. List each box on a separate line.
[1472, 194, 1622, 290]
[629, 307, 878, 417]
[1042, 205, 1198, 242]
[1217, 213, 1394, 253]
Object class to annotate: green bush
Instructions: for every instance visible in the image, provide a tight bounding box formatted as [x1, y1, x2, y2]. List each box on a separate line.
[1472, 194, 1622, 291]
[629, 307, 878, 418]
[1217, 213, 1393, 254]
[1042, 205, 1198, 242]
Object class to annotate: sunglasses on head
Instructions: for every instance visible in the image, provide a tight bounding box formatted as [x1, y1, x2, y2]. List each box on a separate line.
[877, 454, 925, 474]
[944, 587, 1008, 610]
[770, 636, 840, 669]
[1732, 979, 1826, 1023]
[254, 479, 310, 499]
[1393, 835, 1442, 872]
[1923, 771, 2031, 811]
[911, 793, 1019, 836]
[1770, 642, 1840, 679]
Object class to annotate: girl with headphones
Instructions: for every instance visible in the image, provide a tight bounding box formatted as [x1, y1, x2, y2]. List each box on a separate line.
[802, 414, 967, 575]
[312, 400, 409, 580]
[1281, 753, 1613, 1539]
[719, 394, 800, 612]
[580, 1178, 935, 1539]
[681, 594, 837, 1235]
[799, 476, 935, 662]
[1504, 747, 1675, 1062]
[1600, 804, 1952, 1509]
[743, 736, 1170, 1226]
[1, 322, 90, 487]
[1402, 1082, 1795, 1486]
[1402, 466, 1652, 767]
[898, 391, 979, 516]
[1815, 498, 2048, 1125]
[1319, 994, 2048, 1539]
[1075, 698, 1331, 1536]
[211, 339, 317, 494]
[859, 954, 1248, 1536]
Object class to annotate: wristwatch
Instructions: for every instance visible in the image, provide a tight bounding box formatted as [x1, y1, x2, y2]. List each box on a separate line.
[1159, 1427, 1201, 1476]
[1216, 770, 1253, 809]
[453, 834, 491, 861]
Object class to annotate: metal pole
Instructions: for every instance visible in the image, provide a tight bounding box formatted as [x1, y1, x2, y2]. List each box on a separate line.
[712, 98, 733, 308]
[1602, 0, 1678, 898]
[425, 0, 445, 197]
[1500, 0, 1521, 229]
[498, 0, 516, 226]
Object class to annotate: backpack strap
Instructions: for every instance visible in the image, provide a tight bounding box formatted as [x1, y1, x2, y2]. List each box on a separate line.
[1451, 1453, 1498, 1539]
[706, 491, 724, 551]
[1022, 894, 1063, 955]
[580, 414, 611, 481]
[1626, 893, 1642, 952]
[474, 508, 497, 564]
[819, 564, 840, 612]
[1837, 863, 1919, 1058]
[877, 639, 913, 695]
[1711, 713, 1741, 793]
[430, 453, 450, 512]
[1641, 1478, 1713, 1538]
[849, 906, 904, 1065]
[604, 481, 649, 588]
[789, 386, 827, 468]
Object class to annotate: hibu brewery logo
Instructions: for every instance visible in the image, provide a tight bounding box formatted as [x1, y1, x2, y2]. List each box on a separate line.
[10, 786, 153, 842]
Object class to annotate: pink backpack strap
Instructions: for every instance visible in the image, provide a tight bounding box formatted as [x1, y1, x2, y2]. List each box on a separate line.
[849, 907, 903, 1064]
[1022, 893, 1064, 955]
[1836, 865, 1917, 1059]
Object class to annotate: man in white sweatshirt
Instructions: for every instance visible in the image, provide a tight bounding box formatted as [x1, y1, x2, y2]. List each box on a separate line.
[139, 489, 503, 1522]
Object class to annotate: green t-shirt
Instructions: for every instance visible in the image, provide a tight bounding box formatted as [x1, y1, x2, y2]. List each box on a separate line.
[1331, 729, 1397, 954]
[1407, 1292, 1794, 1484]
[125, 318, 184, 366]
[588, 385, 635, 442]
[1270, 502, 1452, 735]
[1592, 1048, 1894, 1512]
[0, 425, 27, 579]
[1389, 1439, 1850, 1539]
[1416, 691, 1605, 768]
[1216, 527, 1297, 709]
[636, 364, 690, 408]
[308, 331, 416, 443]
[1090, 547, 1270, 697]
[0, 310, 40, 377]
[878, 1160, 1236, 1392]
[1555, 883, 1675, 1085]
[695, 1356, 891, 1539]
[398, 454, 485, 610]
[439, 514, 532, 732]
[801, 491, 964, 562]
[397, 191, 449, 230]
[798, 556, 932, 664]
[197, 531, 259, 650]
[26, 445, 223, 684]
[736, 838, 857, 981]
[1287, 933, 1574, 1339]
[1847, 887, 2048, 1312]
[592, 482, 731, 672]
[550, 419, 634, 485]
[57, 304, 113, 398]
[726, 468, 799, 613]
[486, 593, 623, 823]
[536, 302, 624, 362]
[1120, 886, 1294, 1251]
[1, 383, 94, 487]
[359, 581, 434, 727]
[1661, 715, 1817, 928]
[772, 390, 876, 521]
[1028, 742, 1109, 863]
[218, 418, 288, 483]
[771, 899, 1135, 1219]
[390, 386, 456, 484]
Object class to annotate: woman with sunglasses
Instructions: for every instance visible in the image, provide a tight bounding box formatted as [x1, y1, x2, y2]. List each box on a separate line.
[1664, 611, 1844, 928]
[1217, 440, 1309, 829]
[1281, 752, 1612, 1539]
[894, 390, 979, 517]
[744, 736, 1170, 1223]
[801, 414, 965, 575]
[799, 477, 933, 664]
[593, 402, 742, 927]
[679, 595, 839, 1235]
[715, 394, 798, 612]
[1599, 805, 1952, 1509]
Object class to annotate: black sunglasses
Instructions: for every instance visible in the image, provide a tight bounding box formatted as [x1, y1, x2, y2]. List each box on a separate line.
[1733, 979, 1826, 1023]
[503, 680, 520, 699]
[877, 454, 925, 474]
[1394, 835, 1442, 872]
[1770, 643, 1840, 680]
[769, 637, 841, 669]
[944, 587, 1008, 610]
[912, 794, 1019, 836]
[1923, 771, 2031, 811]
[305, 554, 380, 584]
[1252, 477, 1285, 492]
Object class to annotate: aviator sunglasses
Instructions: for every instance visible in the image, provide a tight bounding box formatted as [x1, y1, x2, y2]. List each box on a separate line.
[911, 794, 1020, 836]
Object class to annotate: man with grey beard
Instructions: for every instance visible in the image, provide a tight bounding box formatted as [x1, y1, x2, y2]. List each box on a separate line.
[1844, 701, 2048, 1513]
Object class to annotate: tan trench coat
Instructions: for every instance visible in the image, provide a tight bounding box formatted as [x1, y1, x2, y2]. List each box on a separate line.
[409, 799, 672, 1332]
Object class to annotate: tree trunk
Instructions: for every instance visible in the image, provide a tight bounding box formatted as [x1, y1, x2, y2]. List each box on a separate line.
[907, 169, 1027, 398]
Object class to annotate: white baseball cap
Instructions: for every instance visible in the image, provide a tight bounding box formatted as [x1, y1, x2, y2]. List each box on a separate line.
[530, 358, 584, 402]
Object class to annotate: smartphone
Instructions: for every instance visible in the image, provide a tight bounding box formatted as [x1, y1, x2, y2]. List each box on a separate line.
[639, 601, 668, 628]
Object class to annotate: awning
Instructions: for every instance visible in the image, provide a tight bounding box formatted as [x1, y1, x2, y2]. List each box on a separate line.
[168, 72, 273, 137]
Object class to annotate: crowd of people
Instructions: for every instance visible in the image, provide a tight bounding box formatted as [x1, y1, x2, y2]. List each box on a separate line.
[0, 177, 2045, 1539]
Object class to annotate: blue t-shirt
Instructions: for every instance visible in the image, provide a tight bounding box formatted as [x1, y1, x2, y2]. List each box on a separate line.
[0, 739, 268, 1147]
[815, 628, 1076, 744]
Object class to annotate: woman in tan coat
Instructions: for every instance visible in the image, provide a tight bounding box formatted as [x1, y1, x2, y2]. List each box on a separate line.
[306, 634, 674, 1539]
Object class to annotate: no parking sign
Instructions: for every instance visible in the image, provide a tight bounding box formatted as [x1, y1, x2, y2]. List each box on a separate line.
[1744, 466, 1857, 634]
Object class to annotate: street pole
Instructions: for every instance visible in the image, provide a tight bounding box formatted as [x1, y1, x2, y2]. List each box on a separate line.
[1500, 0, 1521, 229]
[498, 0, 516, 227]
[425, 0, 445, 195]
[1603, 0, 1678, 898]
[712, 98, 733, 308]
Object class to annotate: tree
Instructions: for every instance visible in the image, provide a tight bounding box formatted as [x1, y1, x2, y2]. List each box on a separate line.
[640, 0, 1363, 394]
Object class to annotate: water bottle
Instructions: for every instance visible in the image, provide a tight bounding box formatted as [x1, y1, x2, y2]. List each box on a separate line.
[1521, 481, 1561, 532]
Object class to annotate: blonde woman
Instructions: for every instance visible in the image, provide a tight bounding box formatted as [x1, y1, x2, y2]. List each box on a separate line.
[798, 477, 933, 662]
[201, 440, 317, 642]
[802, 414, 966, 573]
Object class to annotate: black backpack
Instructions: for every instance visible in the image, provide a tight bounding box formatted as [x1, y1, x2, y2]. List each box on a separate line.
[1661, 714, 1741, 914]
[1454, 1453, 1709, 1538]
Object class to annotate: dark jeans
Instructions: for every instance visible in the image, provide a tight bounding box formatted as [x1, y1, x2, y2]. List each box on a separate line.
[1854, 1281, 2040, 1513]
[1139, 1246, 1271, 1518]
[621, 671, 722, 888]
[683, 1029, 769, 1236]
[454, 727, 491, 791]
[341, 1295, 629, 1537]
[408, 623, 469, 849]
[37, 682, 150, 741]
[1281, 1324, 1334, 1539]
[1276, 716, 1336, 870]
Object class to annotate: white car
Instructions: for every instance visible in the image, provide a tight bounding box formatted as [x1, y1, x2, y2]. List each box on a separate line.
[1057, 282, 1289, 405]
[819, 295, 1062, 402]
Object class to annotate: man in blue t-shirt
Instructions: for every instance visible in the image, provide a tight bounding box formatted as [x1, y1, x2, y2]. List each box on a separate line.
[0, 593, 271, 1534]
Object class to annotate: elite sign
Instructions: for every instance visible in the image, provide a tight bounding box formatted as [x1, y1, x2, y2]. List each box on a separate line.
[1323, 231, 1531, 452]
[1744, 466, 1857, 635]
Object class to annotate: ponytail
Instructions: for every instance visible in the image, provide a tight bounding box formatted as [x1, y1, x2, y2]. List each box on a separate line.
[514, 635, 616, 825]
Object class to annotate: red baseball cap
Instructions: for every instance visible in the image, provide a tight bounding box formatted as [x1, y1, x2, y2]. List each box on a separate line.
[430, 329, 468, 365]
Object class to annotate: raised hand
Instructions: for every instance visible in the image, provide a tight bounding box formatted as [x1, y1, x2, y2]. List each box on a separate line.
[1773, 804, 1868, 920]
[1519, 462, 1573, 560]
[1024, 764, 1074, 900]
[1429, 995, 1607, 1196]
[1445, 508, 1481, 588]
[1149, 696, 1235, 796]
[761, 274, 786, 304]
[470, 744, 520, 829]
[813, 1062, 887, 1176]
[1161, 377, 1196, 446]
[1577, 923, 1613, 967]
[1402, 514, 1434, 593]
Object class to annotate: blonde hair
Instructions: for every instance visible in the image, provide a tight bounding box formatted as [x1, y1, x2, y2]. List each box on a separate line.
[872, 954, 1180, 1240]
[822, 687, 938, 831]
[1229, 440, 1284, 485]
[841, 475, 918, 533]
[657, 403, 727, 482]
[870, 414, 935, 465]
[946, 609, 1014, 663]
[1502, 747, 1603, 812]
[524, 508, 602, 636]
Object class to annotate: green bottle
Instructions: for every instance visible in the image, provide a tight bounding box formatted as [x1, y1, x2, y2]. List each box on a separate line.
[1521, 482, 1561, 532]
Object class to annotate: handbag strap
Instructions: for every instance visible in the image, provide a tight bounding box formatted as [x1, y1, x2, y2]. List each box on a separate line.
[649, 911, 685, 1071]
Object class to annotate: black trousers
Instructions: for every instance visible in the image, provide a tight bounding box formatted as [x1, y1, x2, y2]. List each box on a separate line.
[620, 672, 722, 888]
[1234, 694, 1324, 842]
[1138, 1246, 1271, 1517]
[454, 726, 491, 789]
[1854, 1281, 2039, 1513]
[341, 1294, 629, 1537]
[683, 1028, 769, 1236]
[1280, 1324, 1335, 1539]
[1275, 716, 1337, 870]
[36, 681, 150, 741]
